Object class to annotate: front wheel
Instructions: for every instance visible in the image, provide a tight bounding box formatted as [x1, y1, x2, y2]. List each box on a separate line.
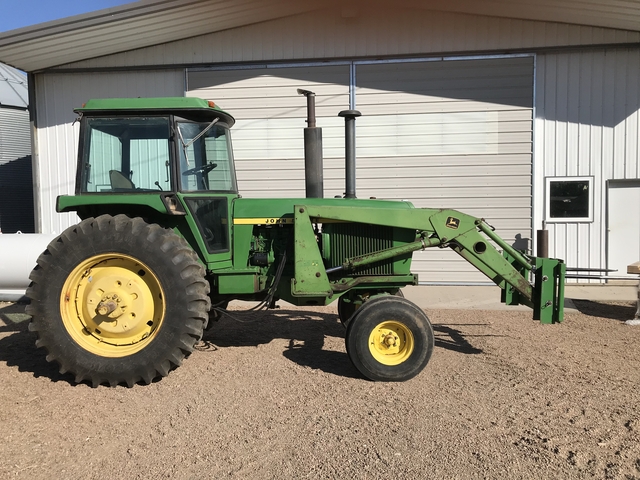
[345, 296, 434, 382]
[26, 214, 210, 387]
[338, 289, 404, 327]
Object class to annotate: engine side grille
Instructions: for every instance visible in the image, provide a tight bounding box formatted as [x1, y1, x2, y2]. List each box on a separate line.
[325, 223, 394, 276]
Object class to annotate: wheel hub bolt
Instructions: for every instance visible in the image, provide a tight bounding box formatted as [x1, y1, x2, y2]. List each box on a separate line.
[383, 334, 398, 347]
[96, 300, 118, 316]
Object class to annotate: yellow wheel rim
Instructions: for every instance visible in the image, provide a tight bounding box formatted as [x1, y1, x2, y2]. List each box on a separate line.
[60, 253, 165, 358]
[368, 320, 414, 366]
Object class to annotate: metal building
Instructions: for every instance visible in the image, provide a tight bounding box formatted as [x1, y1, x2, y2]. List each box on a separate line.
[0, 0, 638, 283]
[0, 62, 33, 233]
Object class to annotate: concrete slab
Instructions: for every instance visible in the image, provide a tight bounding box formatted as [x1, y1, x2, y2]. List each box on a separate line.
[234, 284, 639, 313]
[401, 283, 639, 311]
[562, 284, 638, 302]
[402, 285, 529, 311]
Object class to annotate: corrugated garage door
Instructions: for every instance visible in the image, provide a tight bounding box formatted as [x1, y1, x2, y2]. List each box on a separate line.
[188, 57, 533, 284]
[354, 57, 533, 283]
[0, 107, 34, 233]
[188, 65, 351, 197]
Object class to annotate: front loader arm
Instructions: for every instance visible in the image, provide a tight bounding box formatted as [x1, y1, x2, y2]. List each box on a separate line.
[295, 204, 565, 323]
[427, 210, 565, 323]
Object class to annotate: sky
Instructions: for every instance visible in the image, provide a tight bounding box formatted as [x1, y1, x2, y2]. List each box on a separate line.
[0, 0, 133, 33]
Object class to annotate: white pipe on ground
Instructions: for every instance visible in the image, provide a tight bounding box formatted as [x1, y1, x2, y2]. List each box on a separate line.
[0, 233, 57, 302]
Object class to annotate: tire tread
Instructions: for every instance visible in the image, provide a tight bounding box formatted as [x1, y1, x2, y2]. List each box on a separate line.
[26, 214, 209, 387]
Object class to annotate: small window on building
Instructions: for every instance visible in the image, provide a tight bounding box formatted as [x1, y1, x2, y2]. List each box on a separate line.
[545, 177, 593, 222]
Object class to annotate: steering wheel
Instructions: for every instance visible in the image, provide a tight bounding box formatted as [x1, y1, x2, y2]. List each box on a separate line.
[182, 162, 218, 176]
[203, 227, 215, 243]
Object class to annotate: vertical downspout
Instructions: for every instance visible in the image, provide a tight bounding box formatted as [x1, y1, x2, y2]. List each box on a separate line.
[531, 53, 540, 257]
[27, 72, 42, 233]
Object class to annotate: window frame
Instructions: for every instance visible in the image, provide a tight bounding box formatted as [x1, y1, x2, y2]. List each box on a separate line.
[76, 114, 174, 194]
[545, 176, 594, 223]
[175, 117, 238, 194]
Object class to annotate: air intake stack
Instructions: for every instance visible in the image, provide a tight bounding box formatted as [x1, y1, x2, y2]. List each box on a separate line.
[298, 89, 323, 198]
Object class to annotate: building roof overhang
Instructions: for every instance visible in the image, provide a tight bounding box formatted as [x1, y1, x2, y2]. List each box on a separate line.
[0, 0, 639, 72]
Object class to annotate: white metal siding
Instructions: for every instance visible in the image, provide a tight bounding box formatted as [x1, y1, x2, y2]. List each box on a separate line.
[61, 9, 640, 70]
[188, 65, 351, 198]
[355, 57, 534, 283]
[34, 70, 184, 234]
[535, 48, 640, 278]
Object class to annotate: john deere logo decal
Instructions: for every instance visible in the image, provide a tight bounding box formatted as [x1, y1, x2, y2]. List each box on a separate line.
[446, 217, 460, 229]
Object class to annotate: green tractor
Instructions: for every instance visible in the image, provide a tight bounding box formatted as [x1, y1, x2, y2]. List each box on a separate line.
[26, 97, 565, 387]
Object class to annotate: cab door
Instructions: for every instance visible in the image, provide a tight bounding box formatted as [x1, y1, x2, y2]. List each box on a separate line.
[175, 116, 238, 269]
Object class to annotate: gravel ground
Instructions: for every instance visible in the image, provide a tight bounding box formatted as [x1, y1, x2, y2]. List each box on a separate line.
[1, 300, 639, 479]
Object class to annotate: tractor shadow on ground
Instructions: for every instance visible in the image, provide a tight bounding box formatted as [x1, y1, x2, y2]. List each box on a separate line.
[432, 325, 483, 355]
[0, 304, 69, 383]
[204, 308, 484, 379]
[0, 304, 484, 385]
[203, 308, 361, 379]
[570, 299, 638, 322]
[0, 302, 32, 332]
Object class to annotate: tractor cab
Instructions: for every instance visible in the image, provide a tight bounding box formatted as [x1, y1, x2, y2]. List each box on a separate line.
[75, 97, 237, 195]
[69, 97, 238, 258]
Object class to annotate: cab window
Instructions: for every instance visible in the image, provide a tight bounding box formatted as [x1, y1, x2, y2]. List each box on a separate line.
[80, 117, 171, 193]
[177, 120, 237, 193]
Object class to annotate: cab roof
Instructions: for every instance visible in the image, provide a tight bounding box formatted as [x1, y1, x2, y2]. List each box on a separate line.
[74, 97, 235, 127]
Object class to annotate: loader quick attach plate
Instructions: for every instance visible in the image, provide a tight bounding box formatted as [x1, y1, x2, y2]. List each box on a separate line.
[533, 256, 566, 324]
[500, 252, 566, 324]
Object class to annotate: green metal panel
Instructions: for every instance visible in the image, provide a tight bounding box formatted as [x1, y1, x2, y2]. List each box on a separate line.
[217, 273, 259, 294]
[57, 193, 168, 214]
[75, 97, 235, 127]
[231, 223, 254, 271]
[292, 206, 331, 297]
[233, 197, 416, 220]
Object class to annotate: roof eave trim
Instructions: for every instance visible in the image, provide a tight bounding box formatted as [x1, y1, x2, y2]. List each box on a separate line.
[0, 0, 207, 48]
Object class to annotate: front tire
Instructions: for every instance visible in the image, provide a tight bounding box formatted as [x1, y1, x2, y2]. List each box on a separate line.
[338, 289, 404, 327]
[345, 296, 434, 382]
[26, 214, 210, 387]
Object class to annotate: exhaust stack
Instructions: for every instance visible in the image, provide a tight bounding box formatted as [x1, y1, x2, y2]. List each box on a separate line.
[298, 89, 323, 198]
[339, 109, 361, 198]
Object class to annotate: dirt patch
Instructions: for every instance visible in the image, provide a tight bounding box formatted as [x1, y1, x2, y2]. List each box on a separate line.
[1, 301, 639, 479]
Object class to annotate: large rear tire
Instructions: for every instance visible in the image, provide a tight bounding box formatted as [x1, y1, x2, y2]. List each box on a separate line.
[26, 214, 210, 387]
[345, 296, 434, 382]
